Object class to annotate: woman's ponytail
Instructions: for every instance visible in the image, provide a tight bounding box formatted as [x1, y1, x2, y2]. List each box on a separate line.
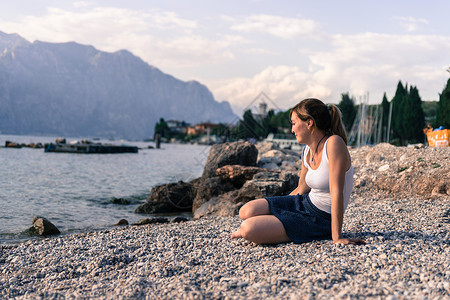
[328, 104, 348, 145]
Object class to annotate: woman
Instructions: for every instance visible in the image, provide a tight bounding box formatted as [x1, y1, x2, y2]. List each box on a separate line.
[231, 98, 364, 245]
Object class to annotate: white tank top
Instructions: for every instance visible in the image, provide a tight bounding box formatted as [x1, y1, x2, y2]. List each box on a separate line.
[303, 139, 353, 214]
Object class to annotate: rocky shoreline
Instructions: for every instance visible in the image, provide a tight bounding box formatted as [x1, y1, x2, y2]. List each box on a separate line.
[1, 143, 449, 299]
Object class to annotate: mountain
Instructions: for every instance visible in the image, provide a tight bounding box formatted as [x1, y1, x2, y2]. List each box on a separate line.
[0, 31, 237, 139]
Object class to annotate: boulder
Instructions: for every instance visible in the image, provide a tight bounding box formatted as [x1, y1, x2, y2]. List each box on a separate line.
[202, 141, 258, 178]
[235, 171, 299, 203]
[257, 149, 301, 170]
[193, 171, 300, 219]
[256, 142, 280, 159]
[215, 165, 268, 187]
[28, 216, 60, 236]
[192, 176, 235, 212]
[194, 190, 241, 219]
[135, 180, 197, 214]
[114, 219, 129, 226]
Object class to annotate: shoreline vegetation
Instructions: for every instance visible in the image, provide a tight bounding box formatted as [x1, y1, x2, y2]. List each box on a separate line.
[1, 141, 449, 298]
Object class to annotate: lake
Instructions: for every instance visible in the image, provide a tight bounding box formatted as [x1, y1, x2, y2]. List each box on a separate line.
[0, 134, 209, 244]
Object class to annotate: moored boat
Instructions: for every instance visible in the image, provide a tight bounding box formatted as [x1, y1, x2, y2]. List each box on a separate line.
[45, 140, 138, 154]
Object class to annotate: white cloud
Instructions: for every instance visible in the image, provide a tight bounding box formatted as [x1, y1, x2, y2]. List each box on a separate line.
[310, 33, 450, 99]
[211, 65, 327, 115]
[211, 32, 450, 113]
[394, 16, 429, 32]
[230, 14, 321, 39]
[143, 34, 240, 68]
[0, 5, 236, 70]
[242, 47, 280, 55]
[73, 1, 95, 8]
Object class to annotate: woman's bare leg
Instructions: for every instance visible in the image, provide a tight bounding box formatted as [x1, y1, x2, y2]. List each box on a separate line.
[238, 198, 271, 220]
[231, 199, 290, 244]
[231, 215, 290, 244]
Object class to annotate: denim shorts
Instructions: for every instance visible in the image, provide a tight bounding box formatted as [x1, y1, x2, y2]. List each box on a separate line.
[266, 193, 331, 243]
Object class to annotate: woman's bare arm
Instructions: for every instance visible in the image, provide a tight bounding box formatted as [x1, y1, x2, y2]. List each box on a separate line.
[289, 160, 311, 195]
[328, 136, 364, 245]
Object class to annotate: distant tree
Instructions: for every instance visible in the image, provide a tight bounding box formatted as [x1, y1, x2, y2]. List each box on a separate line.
[262, 109, 277, 136]
[337, 93, 357, 133]
[269, 109, 291, 130]
[236, 109, 260, 139]
[422, 101, 438, 125]
[391, 81, 408, 145]
[390, 81, 426, 145]
[211, 123, 232, 142]
[381, 93, 390, 141]
[404, 86, 425, 143]
[154, 118, 170, 139]
[436, 78, 450, 128]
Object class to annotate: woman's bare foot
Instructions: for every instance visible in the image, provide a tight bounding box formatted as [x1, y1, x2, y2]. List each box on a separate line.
[230, 230, 242, 239]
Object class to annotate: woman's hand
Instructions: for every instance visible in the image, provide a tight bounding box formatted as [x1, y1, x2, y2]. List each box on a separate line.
[333, 238, 366, 245]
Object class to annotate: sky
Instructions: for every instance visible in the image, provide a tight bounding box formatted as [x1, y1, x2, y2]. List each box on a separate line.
[1, 0, 450, 115]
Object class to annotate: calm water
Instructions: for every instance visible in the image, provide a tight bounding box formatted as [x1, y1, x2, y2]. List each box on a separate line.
[0, 134, 209, 244]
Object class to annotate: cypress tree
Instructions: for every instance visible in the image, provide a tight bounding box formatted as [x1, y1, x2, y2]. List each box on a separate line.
[337, 93, 357, 133]
[381, 93, 390, 142]
[436, 78, 450, 128]
[154, 118, 169, 139]
[405, 86, 425, 143]
[238, 109, 260, 139]
[391, 81, 407, 145]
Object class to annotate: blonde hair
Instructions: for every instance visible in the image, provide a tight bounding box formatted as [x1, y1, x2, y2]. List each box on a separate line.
[290, 98, 348, 145]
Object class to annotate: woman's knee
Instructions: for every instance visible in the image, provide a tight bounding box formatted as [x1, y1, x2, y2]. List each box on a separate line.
[239, 219, 256, 241]
[239, 216, 290, 244]
[239, 199, 270, 220]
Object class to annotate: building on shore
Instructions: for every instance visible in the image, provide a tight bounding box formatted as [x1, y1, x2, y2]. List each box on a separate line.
[186, 122, 221, 136]
[166, 120, 188, 134]
[264, 133, 303, 151]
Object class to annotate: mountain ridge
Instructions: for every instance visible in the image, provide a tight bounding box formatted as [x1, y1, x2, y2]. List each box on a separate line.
[0, 31, 236, 139]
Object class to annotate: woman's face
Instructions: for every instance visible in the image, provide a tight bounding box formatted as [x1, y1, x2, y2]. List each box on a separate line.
[291, 113, 310, 144]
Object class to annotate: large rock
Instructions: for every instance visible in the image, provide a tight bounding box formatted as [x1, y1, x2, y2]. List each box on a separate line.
[256, 141, 280, 158]
[135, 180, 198, 214]
[27, 216, 61, 236]
[193, 190, 241, 219]
[257, 149, 301, 171]
[235, 171, 299, 203]
[202, 141, 258, 178]
[192, 176, 235, 212]
[235, 172, 284, 202]
[215, 165, 268, 187]
[193, 165, 272, 212]
[194, 171, 300, 219]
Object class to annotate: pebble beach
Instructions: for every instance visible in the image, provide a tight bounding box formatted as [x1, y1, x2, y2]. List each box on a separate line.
[1, 144, 449, 299]
[1, 193, 449, 299]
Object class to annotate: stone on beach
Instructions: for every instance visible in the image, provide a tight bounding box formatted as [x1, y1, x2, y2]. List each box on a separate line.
[134, 180, 197, 214]
[26, 216, 61, 236]
[201, 141, 258, 178]
[114, 219, 129, 226]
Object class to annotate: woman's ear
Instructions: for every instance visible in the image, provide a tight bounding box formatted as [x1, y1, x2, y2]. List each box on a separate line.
[307, 119, 314, 129]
